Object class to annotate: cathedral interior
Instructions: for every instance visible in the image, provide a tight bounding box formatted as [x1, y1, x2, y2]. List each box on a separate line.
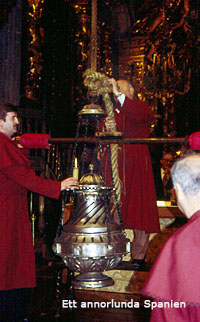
[0, 0, 200, 321]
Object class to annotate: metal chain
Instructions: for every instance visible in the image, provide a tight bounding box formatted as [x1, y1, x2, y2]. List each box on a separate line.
[103, 189, 111, 245]
[80, 118, 89, 176]
[70, 116, 81, 177]
[96, 118, 105, 184]
[55, 117, 81, 239]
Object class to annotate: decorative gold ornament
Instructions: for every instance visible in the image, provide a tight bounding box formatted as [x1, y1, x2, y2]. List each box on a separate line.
[26, 0, 44, 100]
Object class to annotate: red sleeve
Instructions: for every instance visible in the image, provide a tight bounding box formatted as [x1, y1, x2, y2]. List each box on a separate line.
[2, 165, 61, 199]
[20, 133, 50, 149]
[0, 134, 61, 199]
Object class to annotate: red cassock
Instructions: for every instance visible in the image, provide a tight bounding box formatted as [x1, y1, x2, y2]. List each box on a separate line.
[105, 97, 160, 233]
[0, 132, 61, 290]
[141, 210, 200, 321]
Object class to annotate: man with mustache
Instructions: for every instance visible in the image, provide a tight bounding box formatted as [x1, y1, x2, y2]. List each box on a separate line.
[0, 103, 78, 321]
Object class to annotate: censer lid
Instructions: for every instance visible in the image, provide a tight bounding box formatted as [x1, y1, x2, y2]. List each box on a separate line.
[78, 103, 106, 118]
[79, 164, 103, 187]
[78, 164, 112, 191]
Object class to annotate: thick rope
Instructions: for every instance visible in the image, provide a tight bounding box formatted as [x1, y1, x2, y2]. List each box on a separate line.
[83, 69, 121, 203]
[91, 0, 97, 71]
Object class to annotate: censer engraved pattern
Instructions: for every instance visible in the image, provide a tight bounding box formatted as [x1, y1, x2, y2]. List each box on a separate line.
[64, 255, 123, 272]
[69, 193, 111, 226]
[60, 230, 127, 245]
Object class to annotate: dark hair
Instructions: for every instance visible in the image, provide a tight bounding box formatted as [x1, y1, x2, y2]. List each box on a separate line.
[0, 103, 17, 121]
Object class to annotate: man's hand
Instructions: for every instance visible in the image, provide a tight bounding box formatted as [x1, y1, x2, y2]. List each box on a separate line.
[104, 116, 116, 132]
[108, 78, 120, 96]
[12, 136, 24, 148]
[61, 177, 79, 191]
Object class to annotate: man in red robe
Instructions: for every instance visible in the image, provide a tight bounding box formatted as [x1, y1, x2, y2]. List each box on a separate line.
[105, 79, 160, 268]
[141, 153, 200, 321]
[0, 103, 78, 321]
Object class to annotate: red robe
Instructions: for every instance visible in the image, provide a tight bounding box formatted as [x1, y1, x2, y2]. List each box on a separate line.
[141, 210, 200, 321]
[105, 97, 160, 233]
[0, 132, 61, 290]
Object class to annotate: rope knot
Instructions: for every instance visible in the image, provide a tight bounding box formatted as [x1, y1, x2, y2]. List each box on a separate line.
[83, 69, 112, 97]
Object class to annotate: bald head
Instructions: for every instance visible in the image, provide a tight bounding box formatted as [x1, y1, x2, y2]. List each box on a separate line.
[117, 80, 135, 100]
[171, 154, 200, 196]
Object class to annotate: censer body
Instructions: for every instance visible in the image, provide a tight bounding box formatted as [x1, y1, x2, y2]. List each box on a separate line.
[53, 169, 129, 288]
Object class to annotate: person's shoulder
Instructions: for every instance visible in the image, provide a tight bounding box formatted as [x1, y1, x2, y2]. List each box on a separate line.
[130, 99, 151, 110]
[137, 99, 149, 106]
[0, 132, 7, 140]
[0, 132, 11, 145]
[137, 100, 152, 110]
[168, 215, 200, 248]
[125, 97, 147, 107]
[0, 132, 16, 148]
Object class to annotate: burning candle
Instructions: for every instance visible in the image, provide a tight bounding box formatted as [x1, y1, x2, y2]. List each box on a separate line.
[73, 157, 79, 180]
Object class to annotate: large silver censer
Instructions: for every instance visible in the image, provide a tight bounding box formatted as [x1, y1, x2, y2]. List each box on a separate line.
[53, 165, 130, 288]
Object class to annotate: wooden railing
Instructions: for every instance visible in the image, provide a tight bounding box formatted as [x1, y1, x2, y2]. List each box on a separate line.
[49, 137, 187, 145]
